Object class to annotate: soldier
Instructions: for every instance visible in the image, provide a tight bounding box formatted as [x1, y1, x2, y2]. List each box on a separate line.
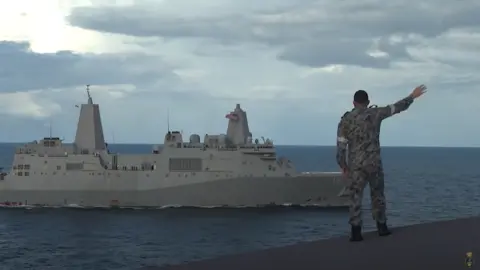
[336, 85, 427, 242]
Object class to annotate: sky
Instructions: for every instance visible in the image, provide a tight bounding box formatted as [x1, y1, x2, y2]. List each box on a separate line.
[0, 0, 479, 147]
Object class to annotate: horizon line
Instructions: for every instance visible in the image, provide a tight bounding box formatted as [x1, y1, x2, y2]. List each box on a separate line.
[0, 141, 477, 148]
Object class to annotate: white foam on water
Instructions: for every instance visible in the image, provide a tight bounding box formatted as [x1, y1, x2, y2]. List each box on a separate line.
[0, 203, 342, 210]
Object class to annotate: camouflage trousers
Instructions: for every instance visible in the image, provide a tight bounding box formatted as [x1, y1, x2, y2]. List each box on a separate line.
[348, 168, 387, 226]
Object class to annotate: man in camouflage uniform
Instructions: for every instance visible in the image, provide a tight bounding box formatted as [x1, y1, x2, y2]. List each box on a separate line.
[336, 85, 427, 242]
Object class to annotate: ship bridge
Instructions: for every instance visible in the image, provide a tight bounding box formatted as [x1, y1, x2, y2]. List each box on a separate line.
[41, 137, 61, 147]
[15, 136, 72, 156]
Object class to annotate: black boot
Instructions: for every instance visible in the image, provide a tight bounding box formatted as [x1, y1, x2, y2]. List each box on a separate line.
[377, 222, 391, 236]
[349, 225, 363, 242]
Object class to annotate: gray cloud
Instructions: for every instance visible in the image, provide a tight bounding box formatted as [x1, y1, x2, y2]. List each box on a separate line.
[278, 40, 391, 69]
[68, 0, 480, 69]
[0, 41, 178, 92]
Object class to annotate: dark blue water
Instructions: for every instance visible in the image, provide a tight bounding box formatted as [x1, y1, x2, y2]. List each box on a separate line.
[0, 144, 479, 270]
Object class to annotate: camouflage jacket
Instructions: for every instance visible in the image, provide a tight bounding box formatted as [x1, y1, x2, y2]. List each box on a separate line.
[336, 95, 414, 171]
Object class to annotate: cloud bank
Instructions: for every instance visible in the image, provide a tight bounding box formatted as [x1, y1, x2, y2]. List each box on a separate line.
[0, 0, 478, 146]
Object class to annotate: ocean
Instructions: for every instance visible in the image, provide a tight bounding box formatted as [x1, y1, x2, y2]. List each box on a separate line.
[0, 144, 478, 270]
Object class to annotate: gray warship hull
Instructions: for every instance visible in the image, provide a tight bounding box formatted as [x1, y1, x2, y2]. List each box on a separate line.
[0, 173, 348, 208]
[0, 91, 349, 209]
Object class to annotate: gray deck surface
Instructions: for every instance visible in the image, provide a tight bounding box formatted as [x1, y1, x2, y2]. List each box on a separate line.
[146, 216, 479, 270]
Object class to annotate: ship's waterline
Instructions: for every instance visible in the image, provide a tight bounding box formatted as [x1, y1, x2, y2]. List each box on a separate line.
[0, 86, 349, 208]
[0, 175, 348, 207]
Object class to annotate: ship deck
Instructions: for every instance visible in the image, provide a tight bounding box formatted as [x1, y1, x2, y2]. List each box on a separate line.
[146, 216, 479, 270]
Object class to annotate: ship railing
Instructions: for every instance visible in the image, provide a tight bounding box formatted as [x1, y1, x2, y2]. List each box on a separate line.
[215, 147, 276, 152]
[301, 171, 342, 174]
[217, 147, 237, 151]
[239, 145, 274, 149]
[37, 153, 68, 157]
[301, 171, 342, 176]
[181, 143, 203, 148]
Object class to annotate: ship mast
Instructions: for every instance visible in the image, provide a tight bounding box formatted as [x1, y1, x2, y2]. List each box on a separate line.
[167, 108, 170, 132]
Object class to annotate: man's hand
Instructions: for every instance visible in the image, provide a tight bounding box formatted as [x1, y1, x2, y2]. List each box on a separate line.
[410, 84, 427, 99]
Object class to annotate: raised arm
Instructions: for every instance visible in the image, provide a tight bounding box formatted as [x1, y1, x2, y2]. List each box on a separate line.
[376, 96, 414, 121]
[376, 84, 427, 121]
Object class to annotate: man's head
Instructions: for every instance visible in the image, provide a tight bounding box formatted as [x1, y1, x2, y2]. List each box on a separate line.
[353, 90, 369, 107]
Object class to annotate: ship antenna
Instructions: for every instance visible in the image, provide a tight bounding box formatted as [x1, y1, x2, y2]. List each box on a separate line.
[167, 108, 170, 132]
[49, 118, 52, 139]
[86, 84, 93, 104]
[86, 84, 91, 98]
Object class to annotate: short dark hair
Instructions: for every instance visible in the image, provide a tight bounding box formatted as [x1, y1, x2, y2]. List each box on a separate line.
[354, 90, 369, 104]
